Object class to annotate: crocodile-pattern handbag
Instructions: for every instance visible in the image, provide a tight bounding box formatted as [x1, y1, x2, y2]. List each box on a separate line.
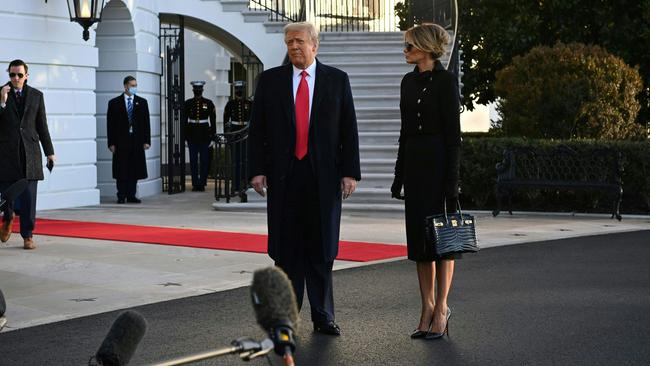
[424, 200, 479, 256]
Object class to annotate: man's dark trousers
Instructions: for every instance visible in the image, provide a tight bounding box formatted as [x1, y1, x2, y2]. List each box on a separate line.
[0, 180, 38, 238]
[116, 134, 138, 200]
[275, 155, 335, 324]
[188, 142, 210, 188]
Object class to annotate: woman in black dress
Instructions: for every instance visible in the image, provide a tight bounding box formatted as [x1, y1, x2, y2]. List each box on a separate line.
[391, 23, 461, 340]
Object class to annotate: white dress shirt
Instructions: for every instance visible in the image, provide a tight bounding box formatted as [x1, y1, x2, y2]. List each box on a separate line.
[292, 60, 316, 120]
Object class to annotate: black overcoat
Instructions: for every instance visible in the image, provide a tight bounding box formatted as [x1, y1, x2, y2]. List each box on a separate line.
[106, 94, 150, 180]
[394, 63, 461, 261]
[0, 84, 54, 182]
[248, 60, 361, 262]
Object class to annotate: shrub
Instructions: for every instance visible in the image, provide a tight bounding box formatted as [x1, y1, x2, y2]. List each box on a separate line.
[494, 42, 644, 140]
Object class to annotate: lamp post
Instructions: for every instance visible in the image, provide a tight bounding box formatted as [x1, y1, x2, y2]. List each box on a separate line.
[65, 0, 106, 41]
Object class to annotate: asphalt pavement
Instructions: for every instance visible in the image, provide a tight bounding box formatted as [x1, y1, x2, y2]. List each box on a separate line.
[1, 230, 648, 366]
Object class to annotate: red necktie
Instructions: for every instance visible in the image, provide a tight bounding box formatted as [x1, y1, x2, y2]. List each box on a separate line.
[294, 70, 309, 160]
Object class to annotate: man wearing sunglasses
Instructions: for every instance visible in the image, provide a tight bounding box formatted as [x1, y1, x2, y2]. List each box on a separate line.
[0, 59, 55, 250]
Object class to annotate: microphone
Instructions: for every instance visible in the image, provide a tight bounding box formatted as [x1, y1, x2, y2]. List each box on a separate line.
[250, 266, 299, 362]
[0, 179, 27, 210]
[0, 289, 7, 331]
[92, 310, 147, 366]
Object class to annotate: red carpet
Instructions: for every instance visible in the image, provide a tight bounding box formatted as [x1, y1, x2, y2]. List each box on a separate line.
[13, 218, 406, 262]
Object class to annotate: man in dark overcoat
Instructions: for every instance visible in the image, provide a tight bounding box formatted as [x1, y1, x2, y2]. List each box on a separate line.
[248, 22, 360, 336]
[0, 59, 55, 250]
[106, 75, 150, 203]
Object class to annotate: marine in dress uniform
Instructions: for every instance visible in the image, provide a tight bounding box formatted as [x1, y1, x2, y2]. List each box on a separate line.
[183, 81, 216, 191]
[222, 81, 252, 193]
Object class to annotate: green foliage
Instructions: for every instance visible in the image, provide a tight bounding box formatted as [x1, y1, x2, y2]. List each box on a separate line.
[394, 1, 410, 31]
[459, 138, 650, 214]
[493, 42, 644, 139]
[458, 0, 650, 125]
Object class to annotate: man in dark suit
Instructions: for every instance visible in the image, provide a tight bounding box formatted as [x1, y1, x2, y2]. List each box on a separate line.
[248, 22, 361, 336]
[183, 81, 216, 192]
[107, 76, 150, 203]
[0, 59, 55, 250]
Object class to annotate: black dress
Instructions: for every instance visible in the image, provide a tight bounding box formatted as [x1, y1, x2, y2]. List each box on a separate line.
[393, 62, 462, 261]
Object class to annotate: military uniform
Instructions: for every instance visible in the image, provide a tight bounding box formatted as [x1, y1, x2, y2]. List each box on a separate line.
[223, 83, 252, 192]
[183, 81, 216, 191]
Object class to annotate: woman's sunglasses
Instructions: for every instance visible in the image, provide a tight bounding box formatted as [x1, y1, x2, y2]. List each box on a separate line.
[404, 42, 415, 52]
[9, 73, 24, 79]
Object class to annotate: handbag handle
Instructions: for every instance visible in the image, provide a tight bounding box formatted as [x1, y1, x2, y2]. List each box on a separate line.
[442, 197, 464, 223]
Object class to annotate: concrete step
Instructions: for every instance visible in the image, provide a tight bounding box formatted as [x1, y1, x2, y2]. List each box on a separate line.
[348, 72, 405, 85]
[320, 32, 405, 42]
[356, 107, 400, 120]
[360, 158, 396, 174]
[263, 21, 288, 33]
[318, 40, 406, 52]
[241, 10, 271, 23]
[357, 118, 401, 132]
[360, 144, 399, 160]
[345, 187, 395, 204]
[219, 0, 249, 12]
[358, 173, 394, 189]
[354, 95, 399, 109]
[328, 61, 414, 74]
[213, 200, 405, 212]
[351, 83, 401, 96]
[317, 50, 408, 63]
[359, 131, 399, 145]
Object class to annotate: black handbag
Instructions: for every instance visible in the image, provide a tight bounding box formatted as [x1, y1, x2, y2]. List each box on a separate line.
[424, 199, 479, 256]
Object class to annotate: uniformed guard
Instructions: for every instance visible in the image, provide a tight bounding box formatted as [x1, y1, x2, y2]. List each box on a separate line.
[183, 81, 216, 191]
[223, 81, 252, 193]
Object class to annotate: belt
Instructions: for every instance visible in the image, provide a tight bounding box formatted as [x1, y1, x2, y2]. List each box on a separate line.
[189, 119, 210, 124]
[230, 121, 248, 126]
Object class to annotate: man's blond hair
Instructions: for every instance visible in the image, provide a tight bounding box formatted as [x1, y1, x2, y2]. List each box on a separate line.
[284, 22, 319, 46]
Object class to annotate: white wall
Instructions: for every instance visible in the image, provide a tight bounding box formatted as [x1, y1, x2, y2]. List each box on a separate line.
[0, 0, 100, 210]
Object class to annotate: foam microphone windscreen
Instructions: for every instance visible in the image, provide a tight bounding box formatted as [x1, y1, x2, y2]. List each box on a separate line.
[95, 310, 147, 366]
[0, 289, 6, 317]
[250, 267, 299, 331]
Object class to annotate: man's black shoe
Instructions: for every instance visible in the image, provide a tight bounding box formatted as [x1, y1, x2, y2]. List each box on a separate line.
[191, 186, 200, 192]
[126, 197, 141, 203]
[117, 198, 125, 204]
[313, 321, 341, 336]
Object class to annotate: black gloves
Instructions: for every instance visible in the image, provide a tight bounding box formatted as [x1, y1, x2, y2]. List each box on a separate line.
[391, 178, 404, 200]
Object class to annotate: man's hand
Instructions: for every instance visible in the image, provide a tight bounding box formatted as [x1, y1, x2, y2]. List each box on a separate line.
[251, 175, 267, 197]
[109, 145, 116, 153]
[47, 154, 56, 163]
[143, 144, 150, 150]
[341, 177, 357, 200]
[1, 85, 10, 105]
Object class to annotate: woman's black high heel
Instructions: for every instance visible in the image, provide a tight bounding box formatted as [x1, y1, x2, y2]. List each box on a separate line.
[410, 317, 434, 339]
[425, 307, 451, 340]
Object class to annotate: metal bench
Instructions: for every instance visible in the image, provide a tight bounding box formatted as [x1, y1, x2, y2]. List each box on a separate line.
[492, 145, 623, 220]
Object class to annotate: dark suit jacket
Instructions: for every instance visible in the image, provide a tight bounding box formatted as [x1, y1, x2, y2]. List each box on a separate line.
[248, 60, 361, 262]
[0, 83, 54, 181]
[106, 94, 150, 180]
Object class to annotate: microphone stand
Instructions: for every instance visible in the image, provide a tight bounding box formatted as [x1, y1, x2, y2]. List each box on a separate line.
[148, 337, 274, 366]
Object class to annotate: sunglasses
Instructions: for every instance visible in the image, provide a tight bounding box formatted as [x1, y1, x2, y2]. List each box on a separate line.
[9, 73, 24, 78]
[404, 42, 415, 51]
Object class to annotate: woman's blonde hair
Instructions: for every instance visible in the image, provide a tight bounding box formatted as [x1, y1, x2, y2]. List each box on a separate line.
[405, 23, 450, 60]
[284, 22, 319, 46]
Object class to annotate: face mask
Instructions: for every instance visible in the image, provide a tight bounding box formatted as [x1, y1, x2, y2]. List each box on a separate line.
[128, 87, 137, 95]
